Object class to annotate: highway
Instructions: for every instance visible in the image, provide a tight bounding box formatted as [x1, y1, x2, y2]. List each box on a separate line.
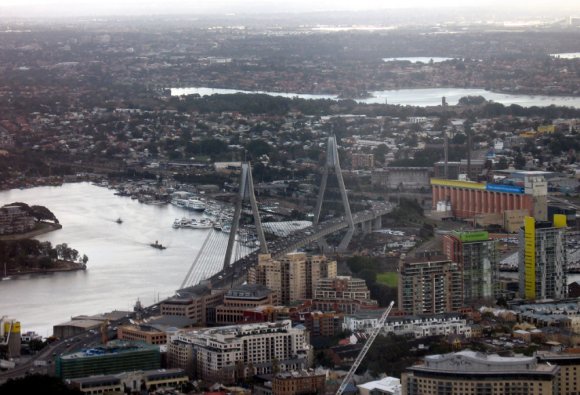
[190, 201, 395, 291]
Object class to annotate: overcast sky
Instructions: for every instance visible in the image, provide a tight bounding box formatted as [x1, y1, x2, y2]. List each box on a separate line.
[0, 0, 578, 18]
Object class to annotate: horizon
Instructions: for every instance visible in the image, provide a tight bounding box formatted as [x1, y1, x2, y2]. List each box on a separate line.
[0, 0, 579, 20]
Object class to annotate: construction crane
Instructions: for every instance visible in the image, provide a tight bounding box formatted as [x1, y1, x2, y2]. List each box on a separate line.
[336, 301, 395, 395]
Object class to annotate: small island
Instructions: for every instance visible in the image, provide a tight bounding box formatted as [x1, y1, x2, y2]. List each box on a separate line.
[0, 202, 88, 278]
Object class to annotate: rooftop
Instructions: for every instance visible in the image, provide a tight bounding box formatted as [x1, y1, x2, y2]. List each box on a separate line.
[358, 376, 401, 395]
[410, 350, 558, 376]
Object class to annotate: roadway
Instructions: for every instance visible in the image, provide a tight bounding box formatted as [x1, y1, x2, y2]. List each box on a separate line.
[0, 317, 129, 383]
[192, 202, 395, 290]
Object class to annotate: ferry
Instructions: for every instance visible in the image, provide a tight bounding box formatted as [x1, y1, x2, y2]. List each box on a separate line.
[186, 199, 206, 212]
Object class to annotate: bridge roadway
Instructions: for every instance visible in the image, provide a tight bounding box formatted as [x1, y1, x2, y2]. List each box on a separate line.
[187, 202, 396, 291]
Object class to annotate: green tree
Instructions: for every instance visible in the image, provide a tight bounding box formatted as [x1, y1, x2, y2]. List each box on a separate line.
[0, 374, 82, 395]
[245, 139, 271, 160]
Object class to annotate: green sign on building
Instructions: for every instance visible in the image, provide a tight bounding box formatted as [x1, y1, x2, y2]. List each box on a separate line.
[454, 231, 489, 243]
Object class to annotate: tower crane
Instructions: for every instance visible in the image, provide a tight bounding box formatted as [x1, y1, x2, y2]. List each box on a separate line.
[336, 301, 394, 395]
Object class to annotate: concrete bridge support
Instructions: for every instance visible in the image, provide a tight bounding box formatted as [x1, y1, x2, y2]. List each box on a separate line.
[373, 216, 382, 230]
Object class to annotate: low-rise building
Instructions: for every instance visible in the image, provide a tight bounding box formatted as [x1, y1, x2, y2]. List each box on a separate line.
[68, 368, 188, 395]
[343, 311, 472, 339]
[402, 350, 560, 395]
[0, 205, 35, 235]
[358, 376, 401, 395]
[271, 370, 326, 395]
[56, 341, 161, 380]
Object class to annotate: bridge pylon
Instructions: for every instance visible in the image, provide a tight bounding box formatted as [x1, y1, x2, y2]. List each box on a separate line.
[223, 162, 268, 270]
[313, 135, 355, 252]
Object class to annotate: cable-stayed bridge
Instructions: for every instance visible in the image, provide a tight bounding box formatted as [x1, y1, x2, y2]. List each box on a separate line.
[179, 136, 395, 290]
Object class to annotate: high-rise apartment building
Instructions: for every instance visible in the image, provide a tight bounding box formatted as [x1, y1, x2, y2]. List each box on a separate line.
[313, 276, 378, 314]
[249, 253, 337, 305]
[442, 230, 498, 305]
[398, 255, 462, 315]
[172, 320, 311, 384]
[519, 215, 568, 300]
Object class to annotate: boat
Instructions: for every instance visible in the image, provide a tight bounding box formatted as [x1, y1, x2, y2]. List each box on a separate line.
[173, 217, 213, 229]
[186, 199, 206, 212]
[184, 218, 213, 229]
[116, 218, 123, 224]
[170, 198, 187, 208]
[150, 241, 166, 250]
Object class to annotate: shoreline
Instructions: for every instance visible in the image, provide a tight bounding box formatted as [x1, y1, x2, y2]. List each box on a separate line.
[0, 222, 62, 241]
[2, 260, 86, 280]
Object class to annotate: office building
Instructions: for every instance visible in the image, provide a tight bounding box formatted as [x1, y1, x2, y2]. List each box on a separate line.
[178, 320, 311, 384]
[56, 341, 161, 380]
[117, 324, 167, 345]
[402, 350, 559, 395]
[398, 255, 463, 315]
[249, 253, 337, 305]
[518, 215, 568, 300]
[160, 282, 226, 325]
[215, 284, 277, 325]
[442, 230, 499, 305]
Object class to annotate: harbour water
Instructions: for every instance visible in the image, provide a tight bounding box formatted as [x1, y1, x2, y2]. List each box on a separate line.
[0, 183, 227, 336]
[171, 86, 580, 108]
[382, 57, 454, 63]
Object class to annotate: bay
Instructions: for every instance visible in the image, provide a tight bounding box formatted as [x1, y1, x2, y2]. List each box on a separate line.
[171, 86, 580, 108]
[0, 183, 228, 337]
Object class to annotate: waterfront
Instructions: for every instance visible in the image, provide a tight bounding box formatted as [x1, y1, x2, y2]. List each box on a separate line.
[171, 86, 580, 108]
[0, 183, 227, 337]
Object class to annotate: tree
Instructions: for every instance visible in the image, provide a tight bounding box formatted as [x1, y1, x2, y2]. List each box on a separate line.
[496, 156, 508, 170]
[29, 205, 59, 223]
[451, 133, 467, 145]
[514, 153, 526, 169]
[373, 144, 389, 164]
[0, 375, 82, 395]
[245, 139, 271, 160]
